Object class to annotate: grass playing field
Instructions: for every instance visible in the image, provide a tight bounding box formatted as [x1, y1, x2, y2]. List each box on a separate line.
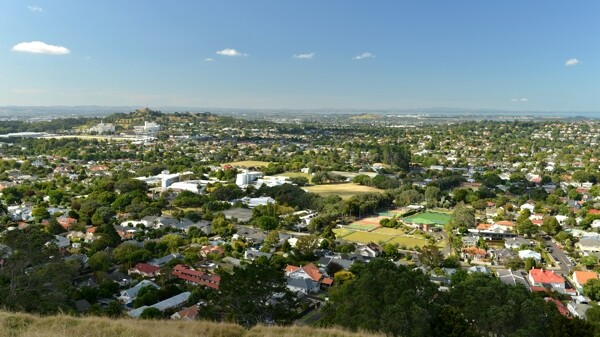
[303, 183, 383, 200]
[275, 171, 313, 182]
[402, 211, 451, 226]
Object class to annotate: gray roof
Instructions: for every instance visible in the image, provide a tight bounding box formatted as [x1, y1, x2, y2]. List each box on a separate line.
[496, 269, 529, 288]
[148, 253, 182, 267]
[121, 280, 159, 299]
[287, 277, 319, 291]
[128, 291, 191, 318]
[318, 257, 353, 270]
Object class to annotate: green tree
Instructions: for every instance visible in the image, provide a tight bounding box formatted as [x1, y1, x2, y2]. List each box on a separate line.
[256, 215, 279, 231]
[583, 278, 600, 301]
[321, 258, 437, 337]
[419, 245, 444, 269]
[450, 203, 476, 228]
[88, 251, 112, 272]
[206, 258, 298, 327]
[581, 255, 599, 269]
[140, 307, 162, 319]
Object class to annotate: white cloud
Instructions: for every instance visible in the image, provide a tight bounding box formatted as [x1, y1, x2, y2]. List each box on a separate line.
[204, 58, 214, 62]
[12, 41, 70, 55]
[353, 52, 375, 60]
[565, 58, 579, 66]
[293, 52, 315, 59]
[510, 98, 528, 102]
[27, 5, 42, 12]
[216, 48, 246, 56]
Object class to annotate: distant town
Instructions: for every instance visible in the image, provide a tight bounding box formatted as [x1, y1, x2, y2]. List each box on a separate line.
[1, 108, 599, 335]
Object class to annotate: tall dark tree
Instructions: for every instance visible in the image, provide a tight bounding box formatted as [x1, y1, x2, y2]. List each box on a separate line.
[205, 257, 298, 327]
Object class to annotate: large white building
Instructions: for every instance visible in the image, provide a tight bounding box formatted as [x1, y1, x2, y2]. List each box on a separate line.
[135, 170, 193, 188]
[235, 170, 263, 187]
[134, 121, 161, 134]
[89, 121, 115, 134]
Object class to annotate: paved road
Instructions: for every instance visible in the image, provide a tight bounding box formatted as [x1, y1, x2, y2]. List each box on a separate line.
[544, 237, 573, 275]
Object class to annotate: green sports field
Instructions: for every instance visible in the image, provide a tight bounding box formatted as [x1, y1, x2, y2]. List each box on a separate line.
[402, 212, 451, 226]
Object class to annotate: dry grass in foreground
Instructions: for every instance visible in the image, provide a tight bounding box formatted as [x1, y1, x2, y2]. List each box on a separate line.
[0, 311, 383, 337]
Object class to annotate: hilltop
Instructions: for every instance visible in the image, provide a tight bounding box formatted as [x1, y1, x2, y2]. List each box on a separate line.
[0, 311, 381, 337]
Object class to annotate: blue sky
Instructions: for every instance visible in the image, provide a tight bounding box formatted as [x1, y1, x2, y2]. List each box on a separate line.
[0, 1, 599, 112]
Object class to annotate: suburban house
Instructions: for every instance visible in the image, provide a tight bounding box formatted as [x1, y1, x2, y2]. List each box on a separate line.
[128, 263, 161, 277]
[577, 238, 600, 254]
[171, 304, 199, 320]
[528, 268, 565, 293]
[285, 263, 334, 289]
[461, 247, 489, 263]
[243, 249, 272, 261]
[118, 280, 159, 303]
[496, 269, 529, 288]
[148, 253, 182, 267]
[128, 292, 191, 319]
[567, 302, 591, 319]
[171, 264, 220, 289]
[286, 277, 320, 295]
[494, 220, 516, 232]
[504, 237, 531, 249]
[572, 270, 598, 291]
[545, 298, 570, 318]
[200, 245, 225, 258]
[494, 248, 518, 265]
[355, 243, 382, 258]
[518, 249, 542, 262]
[462, 236, 479, 248]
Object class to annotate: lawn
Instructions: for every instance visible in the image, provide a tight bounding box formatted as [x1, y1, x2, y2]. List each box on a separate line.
[402, 211, 451, 226]
[386, 236, 429, 248]
[275, 171, 313, 182]
[342, 231, 393, 244]
[222, 160, 271, 168]
[303, 183, 383, 200]
[332, 228, 355, 238]
[372, 227, 406, 236]
[347, 222, 380, 231]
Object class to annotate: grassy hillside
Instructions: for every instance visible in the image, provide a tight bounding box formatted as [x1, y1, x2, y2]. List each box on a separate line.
[0, 311, 382, 337]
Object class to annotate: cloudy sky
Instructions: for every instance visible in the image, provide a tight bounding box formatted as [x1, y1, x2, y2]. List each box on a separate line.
[0, 1, 599, 111]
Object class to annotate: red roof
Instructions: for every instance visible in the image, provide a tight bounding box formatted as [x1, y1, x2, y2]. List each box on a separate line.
[573, 271, 598, 286]
[285, 263, 331, 284]
[589, 209, 600, 215]
[529, 268, 563, 285]
[171, 264, 220, 289]
[545, 298, 570, 318]
[477, 223, 492, 230]
[131, 263, 160, 275]
[495, 220, 515, 227]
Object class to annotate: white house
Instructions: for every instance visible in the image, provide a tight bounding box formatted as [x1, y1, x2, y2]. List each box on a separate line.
[518, 249, 542, 262]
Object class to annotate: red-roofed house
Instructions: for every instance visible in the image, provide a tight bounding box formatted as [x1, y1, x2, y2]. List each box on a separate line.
[589, 209, 600, 216]
[572, 270, 598, 290]
[285, 263, 333, 287]
[129, 263, 161, 277]
[171, 264, 220, 289]
[58, 217, 77, 230]
[171, 304, 199, 320]
[495, 221, 516, 231]
[461, 247, 488, 263]
[545, 298, 571, 318]
[529, 268, 564, 292]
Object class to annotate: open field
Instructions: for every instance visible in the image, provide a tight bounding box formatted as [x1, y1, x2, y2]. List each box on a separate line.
[275, 171, 313, 182]
[223, 161, 271, 168]
[303, 183, 383, 200]
[386, 236, 429, 248]
[342, 231, 393, 244]
[402, 212, 451, 226]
